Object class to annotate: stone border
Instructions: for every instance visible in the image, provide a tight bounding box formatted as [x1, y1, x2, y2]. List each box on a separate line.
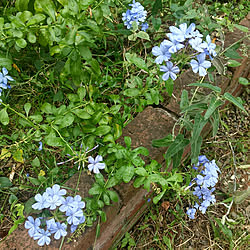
[0, 14, 249, 250]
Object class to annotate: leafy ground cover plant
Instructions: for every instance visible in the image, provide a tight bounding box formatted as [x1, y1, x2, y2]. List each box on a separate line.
[0, 0, 249, 248]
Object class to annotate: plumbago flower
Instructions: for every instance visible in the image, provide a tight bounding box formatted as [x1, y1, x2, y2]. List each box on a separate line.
[122, 1, 148, 31]
[152, 22, 217, 81]
[186, 156, 221, 219]
[88, 155, 106, 174]
[0, 67, 14, 104]
[25, 184, 86, 246]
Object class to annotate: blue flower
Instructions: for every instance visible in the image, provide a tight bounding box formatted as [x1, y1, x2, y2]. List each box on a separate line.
[38, 141, 43, 151]
[160, 61, 180, 81]
[164, 35, 184, 53]
[45, 184, 67, 197]
[52, 222, 67, 240]
[152, 41, 171, 64]
[66, 207, 84, 225]
[24, 216, 41, 237]
[193, 186, 202, 199]
[198, 155, 209, 165]
[33, 229, 51, 246]
[88, 155, 106, 174]
[190, 53, 211, 76]
[59, 196, 76, 213]
[44, 194, 64, 210]
[168, 23, 195, 42]
[73, 195, 85, 209]
[189, 37, 206, 53]
[122, 1, 147, 30]
[32, 193, 49, 210]
[203, 35, 217, 58]
[70, 215, 85, 233]
[46, 218, 57, 232]
[186, 208, 196, 219]
[0, 67, 14, 85]
[141, 22, 148, 31]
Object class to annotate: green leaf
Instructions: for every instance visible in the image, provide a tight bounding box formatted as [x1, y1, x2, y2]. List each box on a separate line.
[89, 183, 103, 196]
[28, 177, 41, 186]
[95, 125, 111, 136]
[153, 190, 166, 204]
[0, 177, 12, 188]
[106, 176, 119, 189]
[107, 190, 119, 202]
[13, 149, 24, 163]
[123, 88, 140, 97]
[9, 194, 18, 204]
[233, 187, 250, 204]
[165, 78, 174, 96]
[135, 167, 148, 176]
[31, 157, 40, 167]
[77, 87, 86, 101]
[45, 132, 64, 147]
[166, 173, 183, 183]
[123, 165, 135, 183]
[238, 77, 249, 86]
[191, 135, 203, 164]
[152, 134, 173, 148]
[0, 108, 9, 125]
[180, 90, 189, 110]
[133, 176, 145, 188]
[152, 17, 161, 31]
[133, 147, 149, 156]
[26, 14, 46, 26]
[41, 102, 53, 114]
[24, 103, 31, 116]
[34, 0, 56, 21]
[152, 0, 162, 16]
[24, 197, 36, 215]
[124, 136, 131, 149]
[188, 83, 221, 93]
[56, 113, 74, 128]
[27, 32, 36, 43]
[228, 60, 241, 67]
[212, 57, 226, 75]
[72, 109, 91, 119]
[165, 134, 189, 159]
[16, 38, 27, 48]
[210, 109, 220, 137]
[223, 92, 247, 113]
[204, 96, 223, 120]
[234, 24, 249, 33]
[136, 31, 150, 41]
[103, 193, 110, 205]
[125, 53, 148, 72]
[0, 57, 13, 69]
[224, 49, 243, 59]
[15, 0, 30, 11]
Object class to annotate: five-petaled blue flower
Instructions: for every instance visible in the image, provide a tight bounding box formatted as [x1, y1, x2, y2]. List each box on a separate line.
[190, 53, 211, 76]
[152, 41, 171, 64]
[160, 61, 180, 81]
[186, 208, 196, 219]
[88, 155, 106, 174]
[32, 192, 49, 210]
[0, 67, 14, 85]
[33, 229, 51, 246]
[25, 216, 41, 237]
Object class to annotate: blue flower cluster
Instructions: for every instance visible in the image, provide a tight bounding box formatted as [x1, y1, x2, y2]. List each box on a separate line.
[122, 0, 148, 31]
[152, 23, 217, 81]
[186, 155, 221, 219]
[25, 184, 85, 246]
[0, 67, 14, 103]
